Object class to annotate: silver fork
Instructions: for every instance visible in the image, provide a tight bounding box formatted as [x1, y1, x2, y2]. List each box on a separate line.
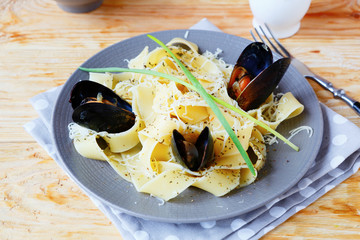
[250, 24, 360, 116]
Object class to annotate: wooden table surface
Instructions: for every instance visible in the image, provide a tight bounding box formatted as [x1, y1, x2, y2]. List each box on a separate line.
[1, 0, 360, 239]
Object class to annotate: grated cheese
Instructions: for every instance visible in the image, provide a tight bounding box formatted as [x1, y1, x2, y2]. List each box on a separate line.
[68, 37, 305, 201]
[184, 30, 189, 39]
[287, 126, 313, 142]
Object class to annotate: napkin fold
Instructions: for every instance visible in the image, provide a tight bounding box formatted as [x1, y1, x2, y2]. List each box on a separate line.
[24, 19, 360, 240]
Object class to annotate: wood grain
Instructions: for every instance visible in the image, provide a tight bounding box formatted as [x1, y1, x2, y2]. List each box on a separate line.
[1, 0, 360, 239]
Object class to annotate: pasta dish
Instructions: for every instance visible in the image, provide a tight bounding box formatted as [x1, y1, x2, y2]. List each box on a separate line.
[68, 37, 304, 201]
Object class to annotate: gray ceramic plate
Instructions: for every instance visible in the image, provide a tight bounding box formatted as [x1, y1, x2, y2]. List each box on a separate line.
[52, 30, 323, 223]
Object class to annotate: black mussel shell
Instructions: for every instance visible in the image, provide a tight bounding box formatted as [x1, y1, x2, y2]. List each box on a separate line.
[234, 42, 273, 77]
[171, 127, 214, 172]
[228, 42, 273, 105]
[195, 126, 214, 170]
[70, 80, 135, 133]
[237, 58, 291, 111]
[72, 102, 135, 133]
[69, 80, 132, 112]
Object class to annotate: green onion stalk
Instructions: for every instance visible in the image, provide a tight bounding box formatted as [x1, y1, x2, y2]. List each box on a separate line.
[79, 35, 300, 176]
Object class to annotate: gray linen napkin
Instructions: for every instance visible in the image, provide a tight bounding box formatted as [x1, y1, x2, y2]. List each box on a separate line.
[24, 19, 360, 240]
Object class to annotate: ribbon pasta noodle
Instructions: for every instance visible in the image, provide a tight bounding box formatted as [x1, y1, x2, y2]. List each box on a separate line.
[68, 38, 304, 201]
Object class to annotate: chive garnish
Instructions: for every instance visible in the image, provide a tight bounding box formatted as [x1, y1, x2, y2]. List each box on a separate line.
[79, 66, 298, 152]
[78, 35, 300, 176]
[147, 35, 255, 176]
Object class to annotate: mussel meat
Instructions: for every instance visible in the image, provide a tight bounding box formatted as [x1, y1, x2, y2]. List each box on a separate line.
[228, 42, 291, 111]
[171, 127, 214, 172]
[69, 80, 135, 133]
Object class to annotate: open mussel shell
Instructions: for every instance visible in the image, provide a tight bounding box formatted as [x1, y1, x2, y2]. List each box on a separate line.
[69, 80, 132, 112]
[171, 127, 214, 172]
[228, 42, 274, 108]
[237, 58, 291, 111]
[69, 80, 135, 133]
[228, 42, 273, 90]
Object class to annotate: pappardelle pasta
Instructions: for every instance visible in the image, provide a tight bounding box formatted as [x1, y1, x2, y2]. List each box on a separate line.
[69, 37, 304, 201]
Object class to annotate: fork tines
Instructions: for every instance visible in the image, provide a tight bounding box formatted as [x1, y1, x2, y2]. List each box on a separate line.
[250, 24, 292, 59]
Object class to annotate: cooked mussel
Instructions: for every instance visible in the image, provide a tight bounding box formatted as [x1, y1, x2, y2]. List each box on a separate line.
[69, 80, 135, 133]
[171, 127, 214, 172]
[228, 42, 291, 111]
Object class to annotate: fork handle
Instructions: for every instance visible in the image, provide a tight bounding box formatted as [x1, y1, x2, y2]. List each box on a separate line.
[305, 75, 360, 116]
